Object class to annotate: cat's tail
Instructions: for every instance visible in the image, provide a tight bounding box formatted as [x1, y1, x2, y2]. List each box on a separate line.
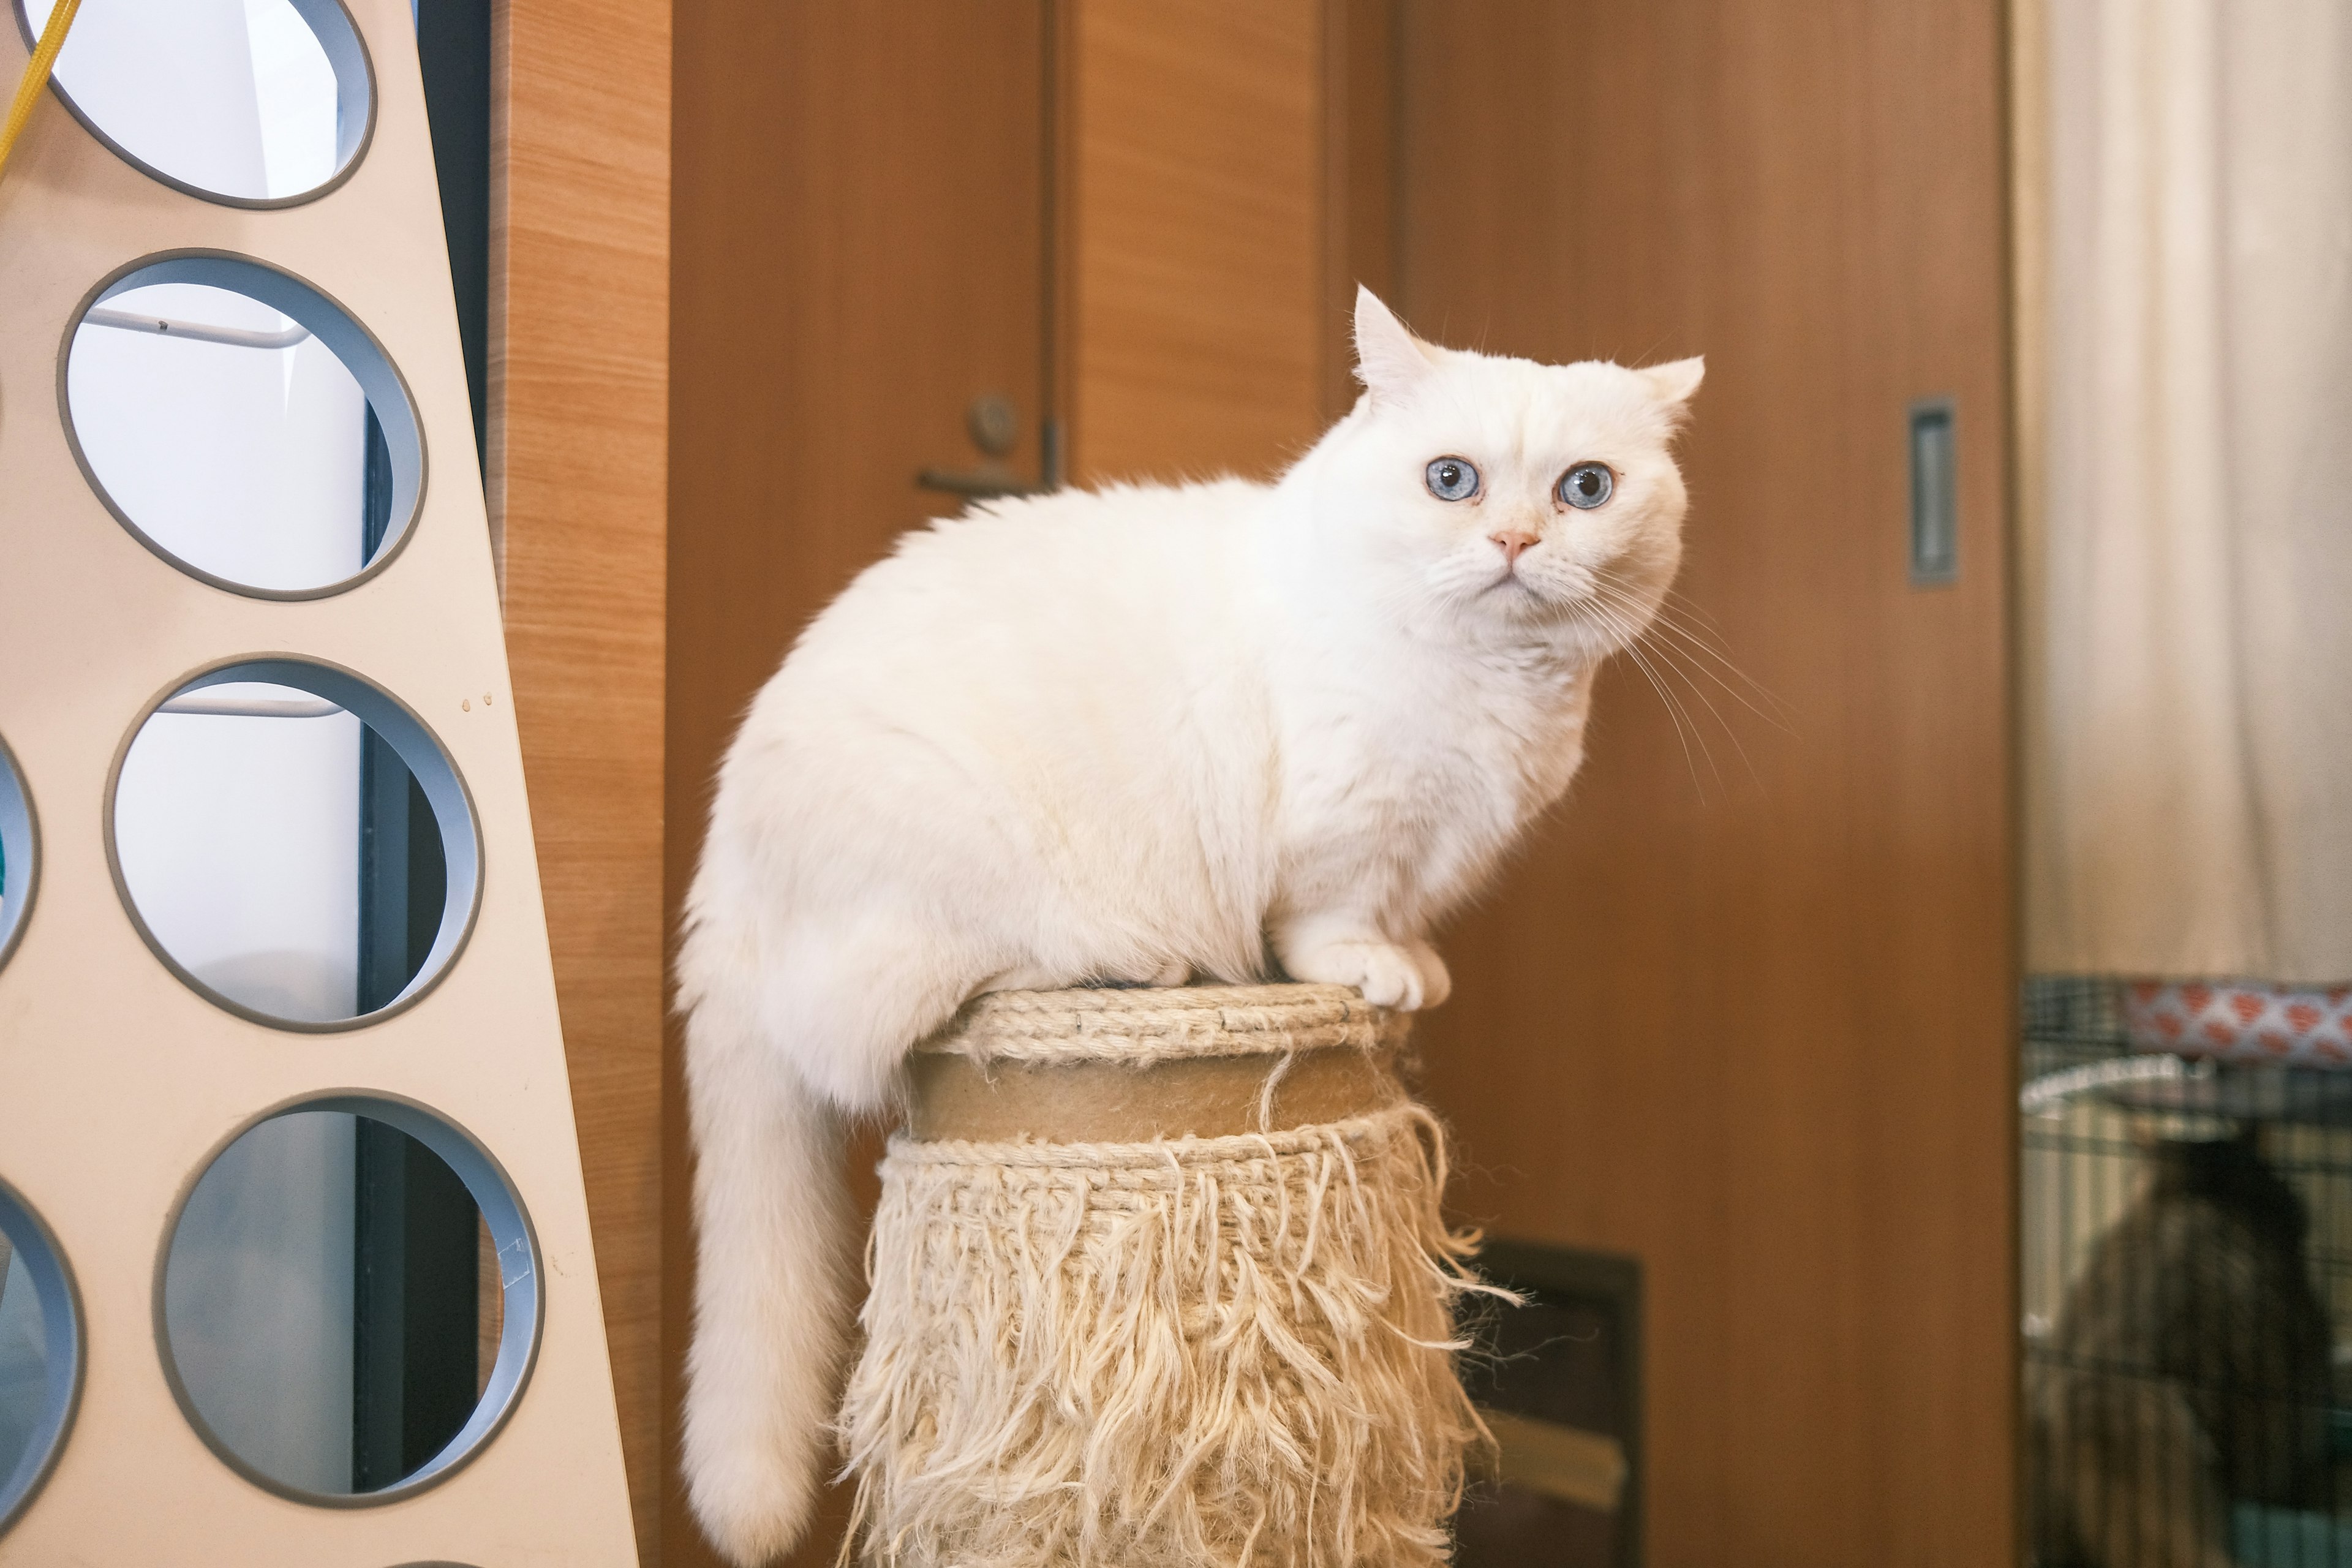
[679, 946, 854, 1567]
[678, 876, 982, 1565]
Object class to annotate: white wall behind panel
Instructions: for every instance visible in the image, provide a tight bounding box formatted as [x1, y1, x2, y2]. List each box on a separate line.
[161, 1110, 356, 1496]
[112, 693, 360, 1024]
[67, 282, 368, 592]
[26, 0, 339, 200]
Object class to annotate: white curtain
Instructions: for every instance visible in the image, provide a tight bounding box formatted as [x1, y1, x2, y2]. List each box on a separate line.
[2025, 0, 2352, 982]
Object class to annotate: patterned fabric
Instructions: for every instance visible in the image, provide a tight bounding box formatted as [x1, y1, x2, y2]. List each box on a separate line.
[2122, 980, 2352, 1066]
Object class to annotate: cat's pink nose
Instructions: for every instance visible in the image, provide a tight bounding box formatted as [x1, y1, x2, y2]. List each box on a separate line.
[1489, 530, 1539, 566]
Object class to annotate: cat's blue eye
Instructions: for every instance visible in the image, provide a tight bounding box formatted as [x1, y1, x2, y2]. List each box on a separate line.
[1425, 457, 1479, 502]
[1558, 462, 1614, 510]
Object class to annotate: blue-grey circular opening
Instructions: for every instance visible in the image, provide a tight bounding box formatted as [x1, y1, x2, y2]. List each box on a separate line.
[0, 733, 36, 978]
[107, 657, 481, 1031]
[0, 1178, 84, 1535]
[156, 1095, 540, 1506]
[13, 0, 374, 209]
[62, 252, 427, 601]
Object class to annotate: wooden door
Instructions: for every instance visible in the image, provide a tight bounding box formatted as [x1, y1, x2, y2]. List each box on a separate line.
[492, 3, 673, 1558]
[665, 6, 1050, 1562]
[1386, 4, 2019, 1565]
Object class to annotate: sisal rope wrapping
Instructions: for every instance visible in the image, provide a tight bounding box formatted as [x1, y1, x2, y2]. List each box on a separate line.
[911, 982, 1415, 1067]
[839, 984, 1494, 1567]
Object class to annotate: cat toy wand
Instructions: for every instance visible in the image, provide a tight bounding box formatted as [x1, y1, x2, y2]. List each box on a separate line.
[0, 0, 83, 186]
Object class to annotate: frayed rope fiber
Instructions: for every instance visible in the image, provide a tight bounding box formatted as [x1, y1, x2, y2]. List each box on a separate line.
[838, 986, 1499, 1567]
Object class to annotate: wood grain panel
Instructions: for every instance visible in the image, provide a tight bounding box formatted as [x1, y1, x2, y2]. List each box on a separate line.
[1324, 0, 1395, 419]
[1392, 4, 2018, 1564]
[493, 2, 671, 1559]
[1066, 0, 1326, 482]
[665, 8, 1049, 1562]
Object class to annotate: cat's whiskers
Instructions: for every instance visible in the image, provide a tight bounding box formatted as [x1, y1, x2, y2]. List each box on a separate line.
[1588, 592, 1763, 796]
[1637, 616, 1792, 730]
[1565, 597, 1720, 799]
[1662, 586, 1738, 639]
[1575, 586, 1767, 797]
[1593, 571, 1793, 729]
[1587, 581, 1791, 749]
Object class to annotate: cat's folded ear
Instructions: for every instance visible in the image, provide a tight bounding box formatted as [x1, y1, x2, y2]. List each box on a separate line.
[1354, 285, 1439, 404]
[1639, 356, 1706, 412]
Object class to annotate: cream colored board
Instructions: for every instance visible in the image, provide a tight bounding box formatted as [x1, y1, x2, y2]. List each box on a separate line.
[0, 4, 637, 1562]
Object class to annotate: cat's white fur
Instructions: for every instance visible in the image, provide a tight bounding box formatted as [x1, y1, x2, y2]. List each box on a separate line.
[678, 289, 1700, 1564]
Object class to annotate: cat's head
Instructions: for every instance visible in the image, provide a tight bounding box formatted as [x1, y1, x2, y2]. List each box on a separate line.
[2152, 1129, 2313, 1252]
[1302, 287, 1701, 658]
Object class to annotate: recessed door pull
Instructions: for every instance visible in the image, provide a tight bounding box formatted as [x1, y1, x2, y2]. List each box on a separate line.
[1909, 397, 1958, 586]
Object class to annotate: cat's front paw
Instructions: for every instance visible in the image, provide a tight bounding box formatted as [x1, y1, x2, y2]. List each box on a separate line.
[1287, 937, 1438, 1011]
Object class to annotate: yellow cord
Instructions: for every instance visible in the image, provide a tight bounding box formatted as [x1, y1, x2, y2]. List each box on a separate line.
[0, 0, 83, 184]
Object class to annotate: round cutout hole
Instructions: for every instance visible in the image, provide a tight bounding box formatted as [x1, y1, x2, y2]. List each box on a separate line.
[159, 1098, 537, 1502]
[64, 254, 425, 599]
[109, 659, 480, 1030]
[0, 1179, 83, 1534]
[0, 733, 36, 978]
[16, 0, 373, 206]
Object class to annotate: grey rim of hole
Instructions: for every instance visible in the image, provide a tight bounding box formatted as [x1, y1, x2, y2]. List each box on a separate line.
[0, 1177, 84, 1537]
[153, 1094, 541, 1509]
[0, 730, 37, 979]
[9, 0, 377, 210]
[59, 251, 428, 603]
[105, 657, 483, 1034]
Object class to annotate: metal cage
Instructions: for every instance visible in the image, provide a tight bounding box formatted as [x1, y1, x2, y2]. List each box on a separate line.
[2022, 976, 2352, 1567]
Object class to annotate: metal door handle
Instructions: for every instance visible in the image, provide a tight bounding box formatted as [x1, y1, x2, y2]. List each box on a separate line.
[916, 393, 1061, 500]
[916, 462, 1049, 500]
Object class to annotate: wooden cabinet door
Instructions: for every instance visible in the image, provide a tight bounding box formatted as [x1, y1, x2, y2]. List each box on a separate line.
[666, 6, 1050, 1562]
[1392, 4, 2018, 1564]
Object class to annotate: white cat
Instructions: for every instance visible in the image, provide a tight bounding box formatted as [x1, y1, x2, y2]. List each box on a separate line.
[677, 288, 1700, 1564]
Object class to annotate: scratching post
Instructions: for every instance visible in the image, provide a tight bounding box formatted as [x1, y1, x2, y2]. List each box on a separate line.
[839, 984, 1491, 1568]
